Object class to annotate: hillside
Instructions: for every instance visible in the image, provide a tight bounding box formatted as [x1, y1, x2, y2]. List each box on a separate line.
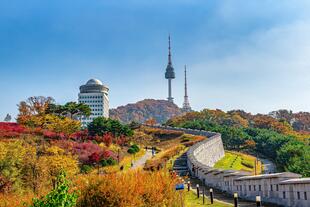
[166, 109, 310, 177]
[109, 99, 183, 124]
[269, 109, 310, 132]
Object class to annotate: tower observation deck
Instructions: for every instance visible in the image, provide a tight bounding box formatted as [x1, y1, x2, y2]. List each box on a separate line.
[165, 35, 175, 103]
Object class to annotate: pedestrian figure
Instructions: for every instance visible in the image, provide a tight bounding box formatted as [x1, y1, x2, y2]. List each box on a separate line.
[120, 165, 124, 171]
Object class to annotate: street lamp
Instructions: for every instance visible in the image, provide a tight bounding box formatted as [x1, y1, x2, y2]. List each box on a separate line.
[234, 193, 238, 207]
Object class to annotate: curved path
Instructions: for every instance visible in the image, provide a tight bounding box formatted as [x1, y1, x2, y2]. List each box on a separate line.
[173, 153, 278, 207]
[260, 158, 276, 174]
[131, 149, 152, 169]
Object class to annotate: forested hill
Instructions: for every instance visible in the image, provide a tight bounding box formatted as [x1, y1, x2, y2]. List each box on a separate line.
[166, 109, 310, 177]
[109, 99, 183, 124]
[269, 109, 310, 132]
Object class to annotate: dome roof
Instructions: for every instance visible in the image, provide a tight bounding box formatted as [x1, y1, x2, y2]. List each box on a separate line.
[86, 78, 103, 86]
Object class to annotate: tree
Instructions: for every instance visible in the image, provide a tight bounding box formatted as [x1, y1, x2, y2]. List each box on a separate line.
[0, 141, 26, 192]
[88, 117, 133, 137]
[30, 171, 78, 207]
[102, 133, 113, 147]
[17, 96, 54, 125]
[46, 102, 91, 119]
[42, 114, 81, 134]
[244, 139, 256, 152]
[18, 96, 54, 117]
[38, 146, 79, 188]
[3, 114, 12, 122]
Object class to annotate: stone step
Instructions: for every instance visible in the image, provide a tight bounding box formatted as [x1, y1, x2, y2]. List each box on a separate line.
[174, 161, 187, 165]
[175, 158, 187, 162]
[174, 165, 187, 168]
[173, 167, 188, 170]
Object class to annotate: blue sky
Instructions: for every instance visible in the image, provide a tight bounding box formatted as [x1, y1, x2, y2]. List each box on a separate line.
[1, 0, 310, 120]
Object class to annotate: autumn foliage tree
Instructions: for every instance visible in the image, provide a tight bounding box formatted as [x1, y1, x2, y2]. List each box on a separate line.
[17, 96, 82, 135]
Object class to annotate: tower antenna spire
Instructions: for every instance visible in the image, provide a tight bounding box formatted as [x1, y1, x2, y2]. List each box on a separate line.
[168, 34, 172, 65]
[182, 65, 191, 112]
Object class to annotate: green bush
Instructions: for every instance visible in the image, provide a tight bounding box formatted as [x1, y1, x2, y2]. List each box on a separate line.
[131, 144, 140, 153]
[127, 144, 140, 154]
[127, 148, 135, 154]
[100, 159, 108, 167]
[29, 171, 78, 207]
[107, 158, 117, 166]
[81, 165, 92, 174]
[88, 117, 133, 137]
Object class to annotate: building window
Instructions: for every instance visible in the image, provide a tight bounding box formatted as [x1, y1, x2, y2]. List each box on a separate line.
[259, 185, 261, 191]
[297, 192, 300, 200]
[283, 192, 286, 199]
[249, 185, 251, 191]
[276, 185, 279, 191]
[254, 185, 256, 191]
[304, 192, 307, 200]
[240, 185, 242, 191]
[270, 185, 273, 191]
[237, 186, 238, 190]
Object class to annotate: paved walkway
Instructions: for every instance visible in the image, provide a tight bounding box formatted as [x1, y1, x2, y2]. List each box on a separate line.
[173, 152, 279, 206]
[131, 149, 153, 169]
[260, 158, 276, 174]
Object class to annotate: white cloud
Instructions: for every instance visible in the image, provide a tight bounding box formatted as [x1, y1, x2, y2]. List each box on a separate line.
[189, 19, 310, 113]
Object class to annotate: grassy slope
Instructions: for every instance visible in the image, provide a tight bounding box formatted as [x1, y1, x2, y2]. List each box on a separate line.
[214, 151, 263, 174]
[185, 191, 231, 207]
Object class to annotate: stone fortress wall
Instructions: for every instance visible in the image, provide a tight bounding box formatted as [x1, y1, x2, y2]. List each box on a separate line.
[147, 125, 310, 207]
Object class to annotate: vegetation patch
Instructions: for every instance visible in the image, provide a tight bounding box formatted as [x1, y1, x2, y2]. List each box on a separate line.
[144, 145, 185, 171]
[76, 170, 181, 207]
[167, 109, 310, 176]
[214, 151, 262, 174]
[184, 190, 230, 207]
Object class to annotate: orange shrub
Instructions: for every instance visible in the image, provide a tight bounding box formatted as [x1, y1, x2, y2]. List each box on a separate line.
[75, 170, 182, 207]
[0, 193, 34, 207]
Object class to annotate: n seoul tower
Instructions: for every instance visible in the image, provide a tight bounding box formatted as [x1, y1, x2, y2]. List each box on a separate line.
[165, 35, 176, 103]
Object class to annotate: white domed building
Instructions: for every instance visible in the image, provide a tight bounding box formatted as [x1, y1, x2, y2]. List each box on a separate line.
[78, 78, 109, 126]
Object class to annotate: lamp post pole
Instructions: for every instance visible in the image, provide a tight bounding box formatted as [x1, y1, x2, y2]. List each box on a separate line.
[196, 184, 200, 198]
[203, 187, 205, 204]
[210, 188, 214, 204]
[256, 196, 262, 207]
[234, 193, 238, 207]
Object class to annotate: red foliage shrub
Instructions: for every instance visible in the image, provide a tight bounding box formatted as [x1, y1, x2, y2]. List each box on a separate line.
[72, 142, 116, 165]
[73, 142, 102, 164]
[102, 133, 113, 147]
[102, 150, 117, 160]
[69, 129, 88, 141]
[89, 152, 101, 163]
[116, 135, 127, 146]
[0, 122, 27, 138]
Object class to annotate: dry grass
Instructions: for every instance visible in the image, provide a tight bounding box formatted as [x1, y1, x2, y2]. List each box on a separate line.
[75, 170, 182, 207]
